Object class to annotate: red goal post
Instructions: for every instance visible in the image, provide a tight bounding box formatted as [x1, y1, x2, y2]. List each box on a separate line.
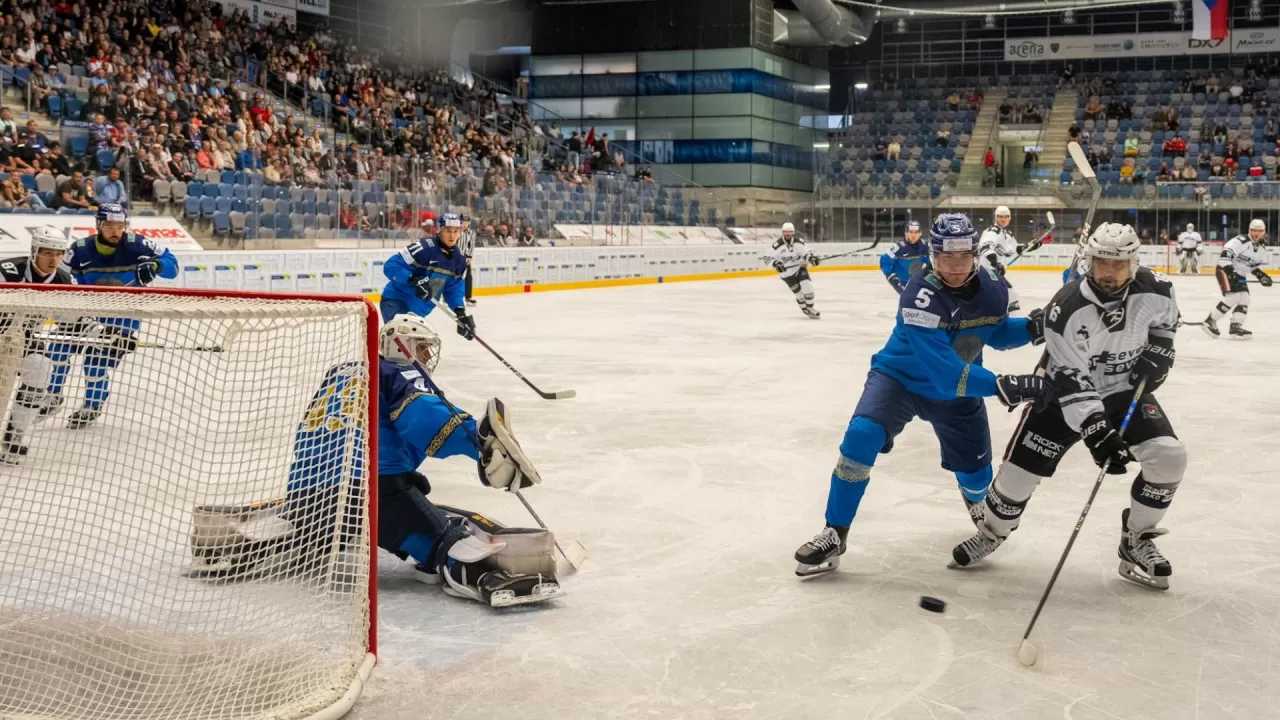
[0, 283, 379, 720]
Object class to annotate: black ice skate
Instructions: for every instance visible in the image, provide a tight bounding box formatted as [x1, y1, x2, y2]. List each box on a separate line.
[1229, 323, 1252, 340]
[1200, 317, 1220, 338]
[440, 559, 564, 608]
[1117, 508, 1171, 591]
[949, 530, 1004, 569]
[2, 423, 27, 465]
[39, 393, 64, 419]
[465, 298, 477, 306]
[794, 525, 847, 578]
[66, 407, 101, 430]
[801, 305, 821, 320]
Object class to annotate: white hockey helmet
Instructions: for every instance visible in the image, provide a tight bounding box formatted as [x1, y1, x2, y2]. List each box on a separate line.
[1250, 218, 1267, 243]
[1085, 223, 1141, 289]
[781, 222, 796, 240]
[995, 205, 1011, 217]
[30, 226, 68, 255]
[1187, 223, 1195, 232]
[380, 314, 442, 373]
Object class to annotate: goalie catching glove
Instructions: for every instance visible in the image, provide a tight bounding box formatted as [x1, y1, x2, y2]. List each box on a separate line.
[476, 397, 542, 491]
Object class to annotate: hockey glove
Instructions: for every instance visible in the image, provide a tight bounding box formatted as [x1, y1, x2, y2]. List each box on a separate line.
[454, 308, 476, 340]
[1253, 269, 1273, 287]
[808, 255, 822, 267]
[412, 275, 445, 301]
[995, 374, 1053, 410]
[888, 276, 904, 294]
[1026, 307, 1046, 346]
[772, 261, 786, 273]
[476, 398, 542, 491]
[136, 257, 161, 285]
[88, 326, 137, 361]
[1129, 338, 1174, 393]
[1080, 412, 1134, 475]
[1019, 238, 1043, 255]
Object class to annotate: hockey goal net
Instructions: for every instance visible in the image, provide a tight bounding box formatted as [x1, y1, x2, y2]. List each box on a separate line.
[0, 285, 378, 720]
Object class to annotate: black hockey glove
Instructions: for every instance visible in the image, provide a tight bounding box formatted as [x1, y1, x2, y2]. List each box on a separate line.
[136, 257, 161, 285]
[1080, 412, 1134, 475]
[88, 326, 138, 361]
[1129, 338, 1175, 393]
[453, 308, 476, 340]
[995, 374, 1053, 410]
[1026, 307, 1046, 346]
[772, 261, 786, 273]
[1253, 269, 1273, 287]
[412, 275, 445, 301]
[808, 255, 821, 267]
[888, 276, 904, 294]
[1019, 238, 1043, 255]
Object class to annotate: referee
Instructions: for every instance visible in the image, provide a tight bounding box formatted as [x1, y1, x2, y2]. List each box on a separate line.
[460, 214, 477, 306]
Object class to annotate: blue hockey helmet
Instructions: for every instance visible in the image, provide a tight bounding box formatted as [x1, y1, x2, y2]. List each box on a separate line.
[96, 202, 128, 244]
[906, 220, 922, 240]
[441, 213, 463, 228]
[437, 212, 464, 247]
[928, 212, 979, 287]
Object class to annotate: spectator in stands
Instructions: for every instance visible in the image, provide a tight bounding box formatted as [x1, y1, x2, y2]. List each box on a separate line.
[593, 133, 613, 172]
[495, 223, 513, 246]
[1085, 95, 1104, 121]
[1229, 80, 1244, 104]
[1023, 103, 1042, 124]
[0, 108, 17, 138]
[1, 173, 44, 210]
[1266, 118, 1277, 144]
[967, 89, 982, 111]
[999, 100, 1013, 123]
[935, 128, 951, 147]
[53, 170, 94, 211]
[517, 225, 537, 247]
[983, 146, 995, 170]
[947, 91, 960, 111]
[1162, 134, 1187, 158]
[45, 142, 73, 177]
[1224, 155, 1240, 177]
[95, 168, 128, 207]
[1097, 144, 1114, 170]
[635, 165, 653, 182]
[1068, 123, 1082, 143]
[887, 139, 901, 161]
[1060, 63, 1075, 87]
[1240, 135, 1255, 157]
[1157, 162, 1174, 182]
[169, 152, 196, 184]
[1214, 120, 1228, 145]
[1120, 158, 1135, 184]
[1168, 107, 1180, 132]
[1124, 133, 1139, 158]
[1133, 164, 1148, 184]
[1206, 73, 1222, 94]
[1199, 148, 1214, 170]
[1226, 140, 1240, 163]
[873, 138, 887, 161]
[1250, 160, 1265, 177]
[1152, 106, 1169, 132]
[1211, 160, 1227, 178]
[1024, 147, 1038, 170]
[1181, 165, 1198, 182]
[567, 131, 582, 169]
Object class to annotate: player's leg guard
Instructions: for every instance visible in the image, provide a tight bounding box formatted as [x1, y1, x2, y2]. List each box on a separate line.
[1126, 436, 1186, 532]
[954, 466, 992, 524]
[4, 353, 55, 463]
[797, 274, 818, 317]
[1230, 292, 1252, 338]
[824, 416, 884, 529]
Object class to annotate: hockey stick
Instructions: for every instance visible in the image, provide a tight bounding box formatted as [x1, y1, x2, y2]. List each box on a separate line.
[1015, 378, 1147, 668]
[1068, 142, 1103, 234]
[430, 300, 576, 400]
[816, 236, 883, 263]
[34, 332, 223, 352]
[394, 339, 587, 573]
[1005, 212, 1056, 268]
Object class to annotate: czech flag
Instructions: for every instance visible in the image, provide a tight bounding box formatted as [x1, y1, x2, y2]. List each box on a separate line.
[1193, 0, 1229, 41]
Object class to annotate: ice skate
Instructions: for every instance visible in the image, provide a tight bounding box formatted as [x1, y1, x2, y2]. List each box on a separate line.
[66, 407, 101, 430]
[465, 298, 477, 306]
[801, 305, 821, 320]
[412, 562, 441, 585]
[440, 559, 564, 608]
[1200, 317, 1220, 338]
[1229, 323, 1252, 341]
[39, 393, 64, 419]
[949, 529, 1004, 569]
[1117, 508, 1171, 591]
[794, 525, 847, 578]
[1, 423, 27, 465]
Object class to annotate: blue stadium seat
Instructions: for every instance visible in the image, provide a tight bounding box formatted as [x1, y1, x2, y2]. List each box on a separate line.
[96, 150, 114, 170]
[200, 196, 216, 219]
[187, 181, 203, 197]
[184, 196, 200, 220]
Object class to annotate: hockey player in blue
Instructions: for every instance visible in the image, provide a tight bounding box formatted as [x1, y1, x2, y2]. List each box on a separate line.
[879, 220, 932, 294]
[379, 213, 477, 342]
[793, 212, 1054, 578]
[45, 203, 178, 429]
[184, 315, 562, 607]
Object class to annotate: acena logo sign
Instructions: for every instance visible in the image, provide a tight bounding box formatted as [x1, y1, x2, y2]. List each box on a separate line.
[1007, 40, 1046, 58]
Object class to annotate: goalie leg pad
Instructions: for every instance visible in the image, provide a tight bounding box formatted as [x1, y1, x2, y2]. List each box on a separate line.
[439, 504, 557, 578]
[184, 500, 299, 579]
[477, 398, 543, 491]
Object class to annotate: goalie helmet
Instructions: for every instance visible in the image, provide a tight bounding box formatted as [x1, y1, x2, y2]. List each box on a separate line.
[30, 225, 68, 256]
[380, 315, 442, 374]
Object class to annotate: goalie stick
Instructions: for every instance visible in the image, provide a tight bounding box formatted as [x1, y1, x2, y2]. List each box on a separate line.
[393, 337, 587, 573]
[1016, 379, 1147, 668]
[431, 300, 576, 401]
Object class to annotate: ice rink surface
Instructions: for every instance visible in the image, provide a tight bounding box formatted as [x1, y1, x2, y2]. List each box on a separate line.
[353, 270, 1280, 720]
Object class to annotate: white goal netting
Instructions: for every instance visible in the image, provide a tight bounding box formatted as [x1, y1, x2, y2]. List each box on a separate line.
[0, 287, 376, 720]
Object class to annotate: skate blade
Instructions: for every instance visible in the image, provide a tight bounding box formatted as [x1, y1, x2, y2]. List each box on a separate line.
[1200, 325, 1218, 339]
[1117, 561, 1170, 591]
[1229, 335, 1253, 341]
[795, 557, 840, 579]
[489, 582, 565, 608]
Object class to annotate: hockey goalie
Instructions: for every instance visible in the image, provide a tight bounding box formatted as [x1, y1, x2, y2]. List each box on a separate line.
[184, 316, 564, 608]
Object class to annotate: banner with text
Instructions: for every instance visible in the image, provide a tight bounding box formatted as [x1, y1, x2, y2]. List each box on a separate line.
[210, 0, 296, 27]
[297, 0, 328, 15]
[0, 216, 204, 257]
[1005, 28, 1280, 61]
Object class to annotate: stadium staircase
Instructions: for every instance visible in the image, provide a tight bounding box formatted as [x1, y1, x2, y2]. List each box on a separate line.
[1035, 89, 1080, 178]
[956, 89, 1006, 189]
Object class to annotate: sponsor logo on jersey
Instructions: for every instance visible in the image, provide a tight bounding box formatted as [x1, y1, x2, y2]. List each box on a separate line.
[1021, 432, 1065, 459]
[1088, 346, 1143, 374]
[901, 308, 941, 328]
[1102, 306, 1126, 328]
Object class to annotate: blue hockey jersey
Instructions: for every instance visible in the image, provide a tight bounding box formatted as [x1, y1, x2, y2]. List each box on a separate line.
[377, 357, 478, 475]
[879, 239, 931, 289]
[870, 268, 1032, 401]
[68, 232, 179, 332]
[286, 361, 367, 496]
[381, 236, 468, 317]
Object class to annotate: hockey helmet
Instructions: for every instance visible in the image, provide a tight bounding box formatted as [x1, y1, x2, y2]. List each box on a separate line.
[781, 222, 796, 241]
[1250, 219, 1267, 243]
[1084, 223, 1140, 293]
[1186, 223, 1195, 232]
[96, 202, 128, 244]
[928, 212, 979, 287]
[30, 225, 69, 255]
[380, 314, 442, 374]
[905, 220, 922, 241]
[994, 206, 1012, 217]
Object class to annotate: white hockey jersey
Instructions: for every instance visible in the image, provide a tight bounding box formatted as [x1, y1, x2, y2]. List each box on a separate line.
[1218, 235, 1267, 277]
[769, 237, 814, 279]
[1043, 268, 1179, 431]
[978, 225, 1018, 273]
[1177, 231, 1202, 250]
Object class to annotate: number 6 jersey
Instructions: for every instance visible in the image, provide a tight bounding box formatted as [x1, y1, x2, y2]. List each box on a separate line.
[1043, 267, 1180, 431]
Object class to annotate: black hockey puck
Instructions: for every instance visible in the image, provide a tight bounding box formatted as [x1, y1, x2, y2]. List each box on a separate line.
[919, 596, 946, 614]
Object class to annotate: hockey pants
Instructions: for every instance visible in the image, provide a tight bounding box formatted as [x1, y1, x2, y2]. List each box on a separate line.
[1210, 268, 1251, 328]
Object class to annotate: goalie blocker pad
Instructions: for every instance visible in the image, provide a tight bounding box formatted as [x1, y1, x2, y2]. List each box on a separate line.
[184, 499, 556, 580]
[477, 397, 543, 491]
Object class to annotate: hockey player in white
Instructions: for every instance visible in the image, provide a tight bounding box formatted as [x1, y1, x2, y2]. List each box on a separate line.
[0, 226, 76, 463]
[1177, 223, 1203, 274]
[1202, 219, 1269, 340]
[951, 223, 1186, 590]
[768, 222, 821, 318]
[978, 206, 1041, 312]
